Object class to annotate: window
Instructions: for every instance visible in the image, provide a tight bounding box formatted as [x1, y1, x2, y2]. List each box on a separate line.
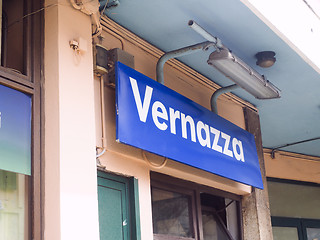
[268, 178, 320, 240]
[272, 217, 320, 240]
[151, 172, 242, 240]
[0, 0, 42, 239]
[1, 0, 35, 77]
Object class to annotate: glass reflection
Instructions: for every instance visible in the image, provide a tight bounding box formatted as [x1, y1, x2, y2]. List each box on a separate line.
[202, 211, 229, 240]
[151, 187, 192, 238]
[307, 228, 320, 240]
[272, 226, 299, 240]
[0, 170, 29, 240]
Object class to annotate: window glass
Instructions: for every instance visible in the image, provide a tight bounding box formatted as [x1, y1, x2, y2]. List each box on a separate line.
[272, 226, 299, 240]
[0, 84, 32, 176]
[202, 211, 229, 240]
[307, 228, 320, 240]
[225, 199, 240, 240]
[201, 193, 239, 240]
[2, 0, 26, 75]
[0, 169, 29, 240]
[268, 181, 320, 219]
[151, 187, 193, 238]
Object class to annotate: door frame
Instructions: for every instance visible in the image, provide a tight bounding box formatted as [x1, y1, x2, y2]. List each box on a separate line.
[97, 170, 141, 240]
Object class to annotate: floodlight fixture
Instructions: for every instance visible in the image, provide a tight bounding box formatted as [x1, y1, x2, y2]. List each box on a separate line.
[207, 49, 280, 99]
[189, 20, 281, 99]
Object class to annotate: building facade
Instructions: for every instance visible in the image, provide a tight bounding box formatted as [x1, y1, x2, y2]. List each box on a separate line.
[0, 0, 319, 240]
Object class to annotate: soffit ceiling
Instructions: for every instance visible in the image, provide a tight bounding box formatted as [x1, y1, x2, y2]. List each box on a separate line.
[100, 0, 320, 157]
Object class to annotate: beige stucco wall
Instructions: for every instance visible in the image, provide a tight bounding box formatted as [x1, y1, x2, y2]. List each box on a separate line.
[264, 150, 320, 184]
[44, 1, 100, 240]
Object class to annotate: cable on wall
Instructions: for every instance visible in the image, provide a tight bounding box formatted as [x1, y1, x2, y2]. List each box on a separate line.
[7, 3, 59, 29]
[142, 150, 168, 169]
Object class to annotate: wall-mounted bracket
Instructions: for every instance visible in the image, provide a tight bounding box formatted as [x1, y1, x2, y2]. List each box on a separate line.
[156, 41, 213, 85]
[211, 84, 240, 114]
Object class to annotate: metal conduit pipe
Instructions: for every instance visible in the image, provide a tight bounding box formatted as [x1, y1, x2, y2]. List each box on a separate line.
[188, 20, 224, 49]
[271, 136, 320, 158]
[96, 75, 107, 159]
[211, 84, 240, 114]
[156, 41, 212, 84]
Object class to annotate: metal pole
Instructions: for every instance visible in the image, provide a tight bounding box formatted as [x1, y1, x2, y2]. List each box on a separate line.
[211, 84, 240, 114]
[156, 41, 211, 84]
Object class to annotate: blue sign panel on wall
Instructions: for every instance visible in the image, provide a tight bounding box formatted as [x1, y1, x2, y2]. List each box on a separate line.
[116, 62, 263, 189]
[0, 84, 31, 175]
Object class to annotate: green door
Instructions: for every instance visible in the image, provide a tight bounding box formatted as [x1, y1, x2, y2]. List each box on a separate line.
[98, 172, 130, 240]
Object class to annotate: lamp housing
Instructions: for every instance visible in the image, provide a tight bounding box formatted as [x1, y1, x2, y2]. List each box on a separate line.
[255, 51, 276, 68]
[207, 49, 281, 99]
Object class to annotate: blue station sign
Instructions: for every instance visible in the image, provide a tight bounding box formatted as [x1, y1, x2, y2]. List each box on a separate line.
[116, 62, 263, 189]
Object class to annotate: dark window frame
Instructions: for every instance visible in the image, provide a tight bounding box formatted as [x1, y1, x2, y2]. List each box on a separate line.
[267, 177, 320, 187]
[150, 172, 242, 240]
[268, 178, 320, 240]
[0, 0, 43, 239]
[272, 217, 320, 240]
